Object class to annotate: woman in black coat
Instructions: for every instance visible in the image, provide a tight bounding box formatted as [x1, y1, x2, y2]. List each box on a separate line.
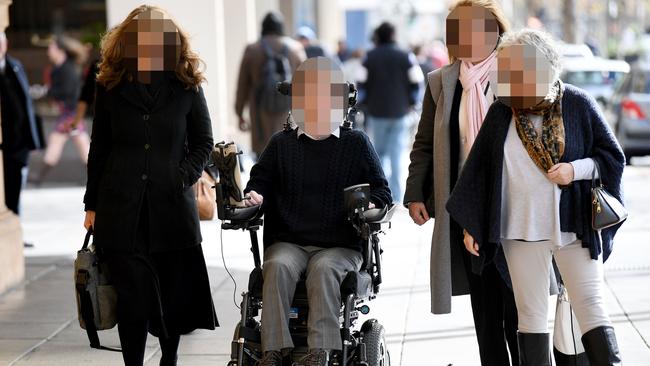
[83, 6, 217, 366]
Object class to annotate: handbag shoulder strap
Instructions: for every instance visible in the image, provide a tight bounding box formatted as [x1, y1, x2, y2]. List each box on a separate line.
[591, 160, 602, 188]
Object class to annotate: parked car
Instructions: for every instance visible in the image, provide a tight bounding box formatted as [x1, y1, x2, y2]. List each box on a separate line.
[607, 63, 650, 163]
[561, 57, 630, 108]
[558, 43, 594, 59]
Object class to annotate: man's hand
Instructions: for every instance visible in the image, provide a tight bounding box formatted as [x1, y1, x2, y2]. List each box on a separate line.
[463, 229, 480, 256]
[244, 190, 263, 207]
[238, 116, 250, 132]
[408, 202, 430, 225]
[547, 163, 574, 186]
[84, 210, 96, 230]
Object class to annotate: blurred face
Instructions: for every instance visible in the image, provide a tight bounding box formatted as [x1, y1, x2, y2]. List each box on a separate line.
[291, 57, 347, 140]
[123, 10, 181, 82]
[446, 5, 500, 63]
[491, 44, 554, 109]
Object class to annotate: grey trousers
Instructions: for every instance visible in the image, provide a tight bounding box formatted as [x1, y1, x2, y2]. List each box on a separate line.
[261, 242, 363, 352]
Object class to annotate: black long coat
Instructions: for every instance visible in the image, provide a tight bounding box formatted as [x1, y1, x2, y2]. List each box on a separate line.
[84, 75, 214, 253]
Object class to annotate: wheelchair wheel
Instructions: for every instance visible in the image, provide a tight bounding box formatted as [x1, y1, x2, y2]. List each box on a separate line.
[361, 319, 390, 366]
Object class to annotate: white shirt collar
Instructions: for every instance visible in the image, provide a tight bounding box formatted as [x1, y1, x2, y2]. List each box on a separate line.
[296, 126, 340, 140]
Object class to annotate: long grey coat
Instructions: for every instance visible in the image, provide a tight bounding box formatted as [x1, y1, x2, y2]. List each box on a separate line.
[404, 61, 558, 314]
[404, 61, 467, 314]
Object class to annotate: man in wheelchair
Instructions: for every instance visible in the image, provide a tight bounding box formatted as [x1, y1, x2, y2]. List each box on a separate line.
[243, 57, 392, 366]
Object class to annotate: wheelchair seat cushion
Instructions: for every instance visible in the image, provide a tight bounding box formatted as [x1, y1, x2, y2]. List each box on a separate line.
[340, 270, 373, 299]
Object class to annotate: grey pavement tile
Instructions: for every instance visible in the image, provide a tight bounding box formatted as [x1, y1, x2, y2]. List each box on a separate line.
[0, 340, 38, 365]
[400, 334, 481, 366]
[0, 322, 66, 340]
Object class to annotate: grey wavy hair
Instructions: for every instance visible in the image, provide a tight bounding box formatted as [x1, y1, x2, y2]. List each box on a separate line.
[497, 28, 562, 83]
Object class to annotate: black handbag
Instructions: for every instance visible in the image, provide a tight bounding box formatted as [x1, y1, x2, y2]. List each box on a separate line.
[591, 162, 627, 231]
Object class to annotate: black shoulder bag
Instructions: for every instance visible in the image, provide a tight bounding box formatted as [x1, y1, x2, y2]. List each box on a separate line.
[591, 162, 627, 231]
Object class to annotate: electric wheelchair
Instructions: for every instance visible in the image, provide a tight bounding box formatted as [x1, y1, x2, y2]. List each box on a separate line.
[212, 139, 396, 366]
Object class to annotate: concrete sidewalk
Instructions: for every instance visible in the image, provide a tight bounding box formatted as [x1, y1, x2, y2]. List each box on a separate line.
[1, 166, 650, 365]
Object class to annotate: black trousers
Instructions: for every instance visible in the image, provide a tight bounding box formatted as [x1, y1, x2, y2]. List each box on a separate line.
[454, 222, 519, 366]
[2, 152, 27, 215]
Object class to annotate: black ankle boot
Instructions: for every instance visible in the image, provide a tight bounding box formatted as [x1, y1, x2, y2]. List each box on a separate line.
[159, 334, 180, 366]
[518, 332, 551, 366]
[582, 326, 622, 365]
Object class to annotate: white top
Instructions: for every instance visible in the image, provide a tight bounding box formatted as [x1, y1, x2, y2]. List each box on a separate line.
[296, 126, 340, 140]
[500, 114, 596, 247]
[458, 85, 495, 170]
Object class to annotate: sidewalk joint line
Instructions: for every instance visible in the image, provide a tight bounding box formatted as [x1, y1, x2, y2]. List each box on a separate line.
[7, 316, 76, 366]
[604, 276, 650, 350]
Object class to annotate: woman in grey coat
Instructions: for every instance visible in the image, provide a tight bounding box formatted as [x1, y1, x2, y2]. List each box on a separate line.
[403, 1, 518, 365]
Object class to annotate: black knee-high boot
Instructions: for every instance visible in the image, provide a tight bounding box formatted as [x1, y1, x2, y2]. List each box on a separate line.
[118, 321, 149, 366]
[582, 326, 622, 365]
[159, 334, 180, 366]
[518, 332, 552, 366]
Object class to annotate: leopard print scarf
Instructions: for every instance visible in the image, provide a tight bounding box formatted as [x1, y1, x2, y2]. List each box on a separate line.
[513, 80, 565, 172]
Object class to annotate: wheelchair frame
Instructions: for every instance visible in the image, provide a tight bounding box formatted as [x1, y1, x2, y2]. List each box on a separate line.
[213, 142, 393, 366]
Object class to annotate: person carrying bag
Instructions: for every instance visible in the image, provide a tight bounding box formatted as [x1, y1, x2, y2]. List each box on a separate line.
[74, 227, 119, 351]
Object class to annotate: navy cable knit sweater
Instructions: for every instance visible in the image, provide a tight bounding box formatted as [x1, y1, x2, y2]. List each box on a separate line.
[244, 128, 392, 251]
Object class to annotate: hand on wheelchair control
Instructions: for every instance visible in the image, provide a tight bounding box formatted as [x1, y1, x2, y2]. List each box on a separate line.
[463, 229, 480, 256]
[244, 190, 263, 207]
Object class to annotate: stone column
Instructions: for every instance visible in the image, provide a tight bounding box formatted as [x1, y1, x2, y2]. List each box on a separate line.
[0, 0, 25, 296]
[316, 0, 345, 54]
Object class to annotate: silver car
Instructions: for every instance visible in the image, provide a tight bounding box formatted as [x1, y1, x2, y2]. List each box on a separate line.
[608, 64, 650, 163]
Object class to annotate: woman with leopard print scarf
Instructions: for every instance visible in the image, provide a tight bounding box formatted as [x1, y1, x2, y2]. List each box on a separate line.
[446, 29, 625, 366]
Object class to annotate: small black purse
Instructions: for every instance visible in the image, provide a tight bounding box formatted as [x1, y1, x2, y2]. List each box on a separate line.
[591, 162, 627, 231]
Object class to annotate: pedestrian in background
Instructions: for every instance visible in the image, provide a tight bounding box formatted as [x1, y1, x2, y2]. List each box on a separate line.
[83, 5, 217, 365]
[404, 1, 520, 365]
[360, 21, 423, 203]
[447, 28, 625, 365]
[0, 31, 44, 247]
[235, 12, 306, 158]
[69, 58, 99, 134]
[33, 35, 89, 185]
[296, 26, 327, 59]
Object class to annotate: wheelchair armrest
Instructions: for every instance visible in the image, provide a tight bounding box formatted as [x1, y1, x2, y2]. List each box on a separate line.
[363, 203, 397, 224]
[225, 205, 262, 222]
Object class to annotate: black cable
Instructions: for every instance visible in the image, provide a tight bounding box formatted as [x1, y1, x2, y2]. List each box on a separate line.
[220, 227, 241, 310]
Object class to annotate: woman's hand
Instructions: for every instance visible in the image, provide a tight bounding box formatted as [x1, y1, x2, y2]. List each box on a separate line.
[463, 229, 480, 256]
[408, 202, 430, 225]
[547, 163, 574, 185]
[244, 190, 263, 207]
[84, 210, 96, 230]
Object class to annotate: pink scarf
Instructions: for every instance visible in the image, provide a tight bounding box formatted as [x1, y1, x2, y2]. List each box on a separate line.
[459, 52, 497, 152]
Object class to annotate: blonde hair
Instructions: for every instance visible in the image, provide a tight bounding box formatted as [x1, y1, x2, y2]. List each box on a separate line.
[96, 5, 205, 90]
[447, 0, 511, 64]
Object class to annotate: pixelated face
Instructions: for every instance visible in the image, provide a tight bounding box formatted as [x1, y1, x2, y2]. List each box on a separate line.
[446, 5, 500, 63]
[123, 9, 180, 77]
[291, 57, 347, 140]
[491, 44, 554, 109]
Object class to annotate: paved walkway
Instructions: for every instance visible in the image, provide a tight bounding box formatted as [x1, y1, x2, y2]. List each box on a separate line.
[1, 165, 650, 365]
